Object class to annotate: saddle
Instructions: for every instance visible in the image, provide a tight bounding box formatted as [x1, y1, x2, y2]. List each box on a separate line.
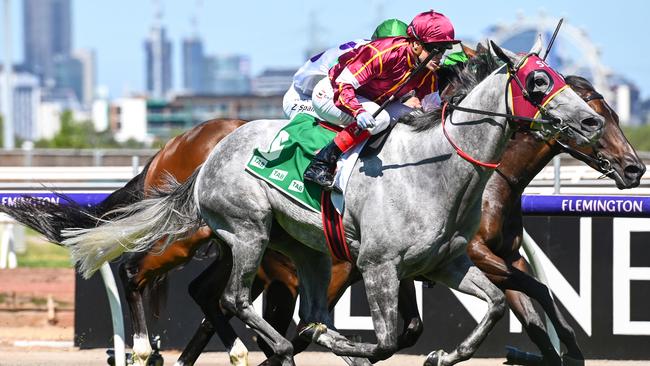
[246, 113, 394, 262]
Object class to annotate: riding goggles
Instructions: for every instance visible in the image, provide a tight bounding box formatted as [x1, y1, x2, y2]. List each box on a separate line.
[423, 42, 453, 56]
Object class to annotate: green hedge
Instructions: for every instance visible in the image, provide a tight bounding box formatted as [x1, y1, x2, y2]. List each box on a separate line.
[622, 124, 650, 152]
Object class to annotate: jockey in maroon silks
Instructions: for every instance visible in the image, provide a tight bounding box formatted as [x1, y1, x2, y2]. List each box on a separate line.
[304, 10, 461, 189]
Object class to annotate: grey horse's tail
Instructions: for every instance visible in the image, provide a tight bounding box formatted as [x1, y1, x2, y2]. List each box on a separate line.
[62, 168, 203, 279]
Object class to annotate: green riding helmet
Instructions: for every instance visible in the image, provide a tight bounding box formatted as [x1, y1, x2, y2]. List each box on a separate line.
[371, 18, 408, 40]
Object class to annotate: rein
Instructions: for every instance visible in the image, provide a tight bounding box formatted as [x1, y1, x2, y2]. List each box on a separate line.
[552, 92, 614, 178]
[440, 99, 558, 169]
[440, 53, 586, 169]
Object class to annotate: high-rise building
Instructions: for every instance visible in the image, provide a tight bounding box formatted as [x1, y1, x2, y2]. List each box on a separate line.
[53, 55, 83, 104]
[182, 37, 205, 94]
[0, 68, 41, 141]
[204, 55, 251, 95]
[72, 49, 97, 107]
[23, 0, 72, 85]
[144, 26, 173, 99]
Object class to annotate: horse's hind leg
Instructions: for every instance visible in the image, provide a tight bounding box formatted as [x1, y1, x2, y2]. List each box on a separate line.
[396, 279, 424, 350]
[215, 221, 295, 366]
[178, 249, 251, 366]
[259, 280, 297, 355]
[425, 254, 506, 366]
[120, 228, 215, 366]
[119, 256, 152, 366]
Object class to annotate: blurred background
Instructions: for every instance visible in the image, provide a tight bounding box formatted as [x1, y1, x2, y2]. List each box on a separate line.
[1, 1, 650, 359]
[1, 0, 650, 150]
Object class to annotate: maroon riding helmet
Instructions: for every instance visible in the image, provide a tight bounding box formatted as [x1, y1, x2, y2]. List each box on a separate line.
[407, 10, 460, 52]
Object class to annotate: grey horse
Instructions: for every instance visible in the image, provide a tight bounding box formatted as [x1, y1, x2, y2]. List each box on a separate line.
[62, 39, 604, 366]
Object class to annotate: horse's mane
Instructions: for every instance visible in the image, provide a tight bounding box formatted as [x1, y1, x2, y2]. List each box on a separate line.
[401, 50, 502, 132]
[563, 75, 595, 93]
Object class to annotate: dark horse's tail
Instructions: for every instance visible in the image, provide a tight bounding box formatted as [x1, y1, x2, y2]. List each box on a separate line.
[0, 157, 155, 244]
[61, 167, 203, 278]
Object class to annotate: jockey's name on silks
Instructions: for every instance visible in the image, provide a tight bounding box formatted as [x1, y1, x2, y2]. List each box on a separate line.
[245, 113, 337, 212]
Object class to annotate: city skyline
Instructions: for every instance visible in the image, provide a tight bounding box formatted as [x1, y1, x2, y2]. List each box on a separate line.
[1, 1, 650, 99]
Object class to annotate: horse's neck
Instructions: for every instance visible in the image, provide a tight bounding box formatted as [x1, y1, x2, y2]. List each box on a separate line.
[497, 133, 557, 192]
[442, 71, 512, 165]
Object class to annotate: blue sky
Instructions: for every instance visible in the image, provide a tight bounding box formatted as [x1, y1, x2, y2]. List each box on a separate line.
[1, 0, 648, 98]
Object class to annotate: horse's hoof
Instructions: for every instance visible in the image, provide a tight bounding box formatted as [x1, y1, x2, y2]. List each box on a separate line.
[229, 338, 249, 366]
[298, 322, 328, 342]
[257, 354, 291, 366]
[504, 346, 544, 365]
[341, 356, 373, 366]
[561, 354, 585, 366]
[423, 350, 445, 366]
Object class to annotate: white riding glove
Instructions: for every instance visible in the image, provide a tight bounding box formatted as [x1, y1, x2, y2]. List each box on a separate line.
[356, 111, 376, 130]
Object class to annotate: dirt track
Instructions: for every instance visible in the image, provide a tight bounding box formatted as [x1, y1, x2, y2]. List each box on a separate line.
[1, 348, 648, 366]
[1, 269, 648, 365]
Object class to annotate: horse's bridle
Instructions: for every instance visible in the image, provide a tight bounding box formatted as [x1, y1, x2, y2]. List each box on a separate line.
[550, 91, 615, 178]
[442, 53, 573, 169]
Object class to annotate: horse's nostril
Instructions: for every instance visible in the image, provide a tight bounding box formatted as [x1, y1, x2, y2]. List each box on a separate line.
[624, 164, 644, 178]
[581, 117, 601, 130]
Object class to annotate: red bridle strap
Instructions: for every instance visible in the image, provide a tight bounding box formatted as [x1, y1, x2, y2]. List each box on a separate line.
[441, 101, 500, 169]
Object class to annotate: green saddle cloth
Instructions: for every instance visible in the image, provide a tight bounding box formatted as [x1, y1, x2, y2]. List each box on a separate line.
[245, 113, 337, 212]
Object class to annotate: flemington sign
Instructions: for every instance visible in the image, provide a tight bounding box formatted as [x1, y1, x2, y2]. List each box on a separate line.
[521, 194, 650, 217]
[0, 192, 109, 208]
[3, 193, 650, 358]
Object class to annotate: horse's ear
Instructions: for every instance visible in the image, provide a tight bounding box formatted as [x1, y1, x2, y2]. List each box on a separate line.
[461, 43, 477, 58]
[490, 40, 516, 68]
[530, 34, 543, 55]
[475, 42, 488, 54]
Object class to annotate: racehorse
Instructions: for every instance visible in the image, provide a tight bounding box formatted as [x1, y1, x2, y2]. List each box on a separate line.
[465, 75, 645, 365]
[60, 39, 604, 366]
[175, 55, 645, 366]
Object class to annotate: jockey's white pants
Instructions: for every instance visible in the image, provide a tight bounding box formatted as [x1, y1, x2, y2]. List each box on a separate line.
[311, 77, 414, 135]
[282, 82, 319, 119]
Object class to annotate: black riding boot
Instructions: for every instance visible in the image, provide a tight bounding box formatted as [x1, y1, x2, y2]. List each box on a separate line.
[303, 141, 343, 189]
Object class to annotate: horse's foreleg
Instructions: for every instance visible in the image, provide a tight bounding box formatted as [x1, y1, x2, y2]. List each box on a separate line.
[309, 262, 401, 360]
[426, 256, 506, 366]
[469, 236, 583, 363]
[365, 279, 423, 364]
[505, 288, 561, 366]
[510, 258, 584, 363]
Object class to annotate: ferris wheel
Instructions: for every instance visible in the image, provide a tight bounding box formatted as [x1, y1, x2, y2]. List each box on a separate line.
[484, 14, 611, 100]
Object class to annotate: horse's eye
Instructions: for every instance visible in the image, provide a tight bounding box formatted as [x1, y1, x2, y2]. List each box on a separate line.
[526, 70, 553, 97]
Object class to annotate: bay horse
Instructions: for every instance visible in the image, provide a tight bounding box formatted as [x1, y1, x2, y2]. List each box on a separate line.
[60, 39, 604, 366]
